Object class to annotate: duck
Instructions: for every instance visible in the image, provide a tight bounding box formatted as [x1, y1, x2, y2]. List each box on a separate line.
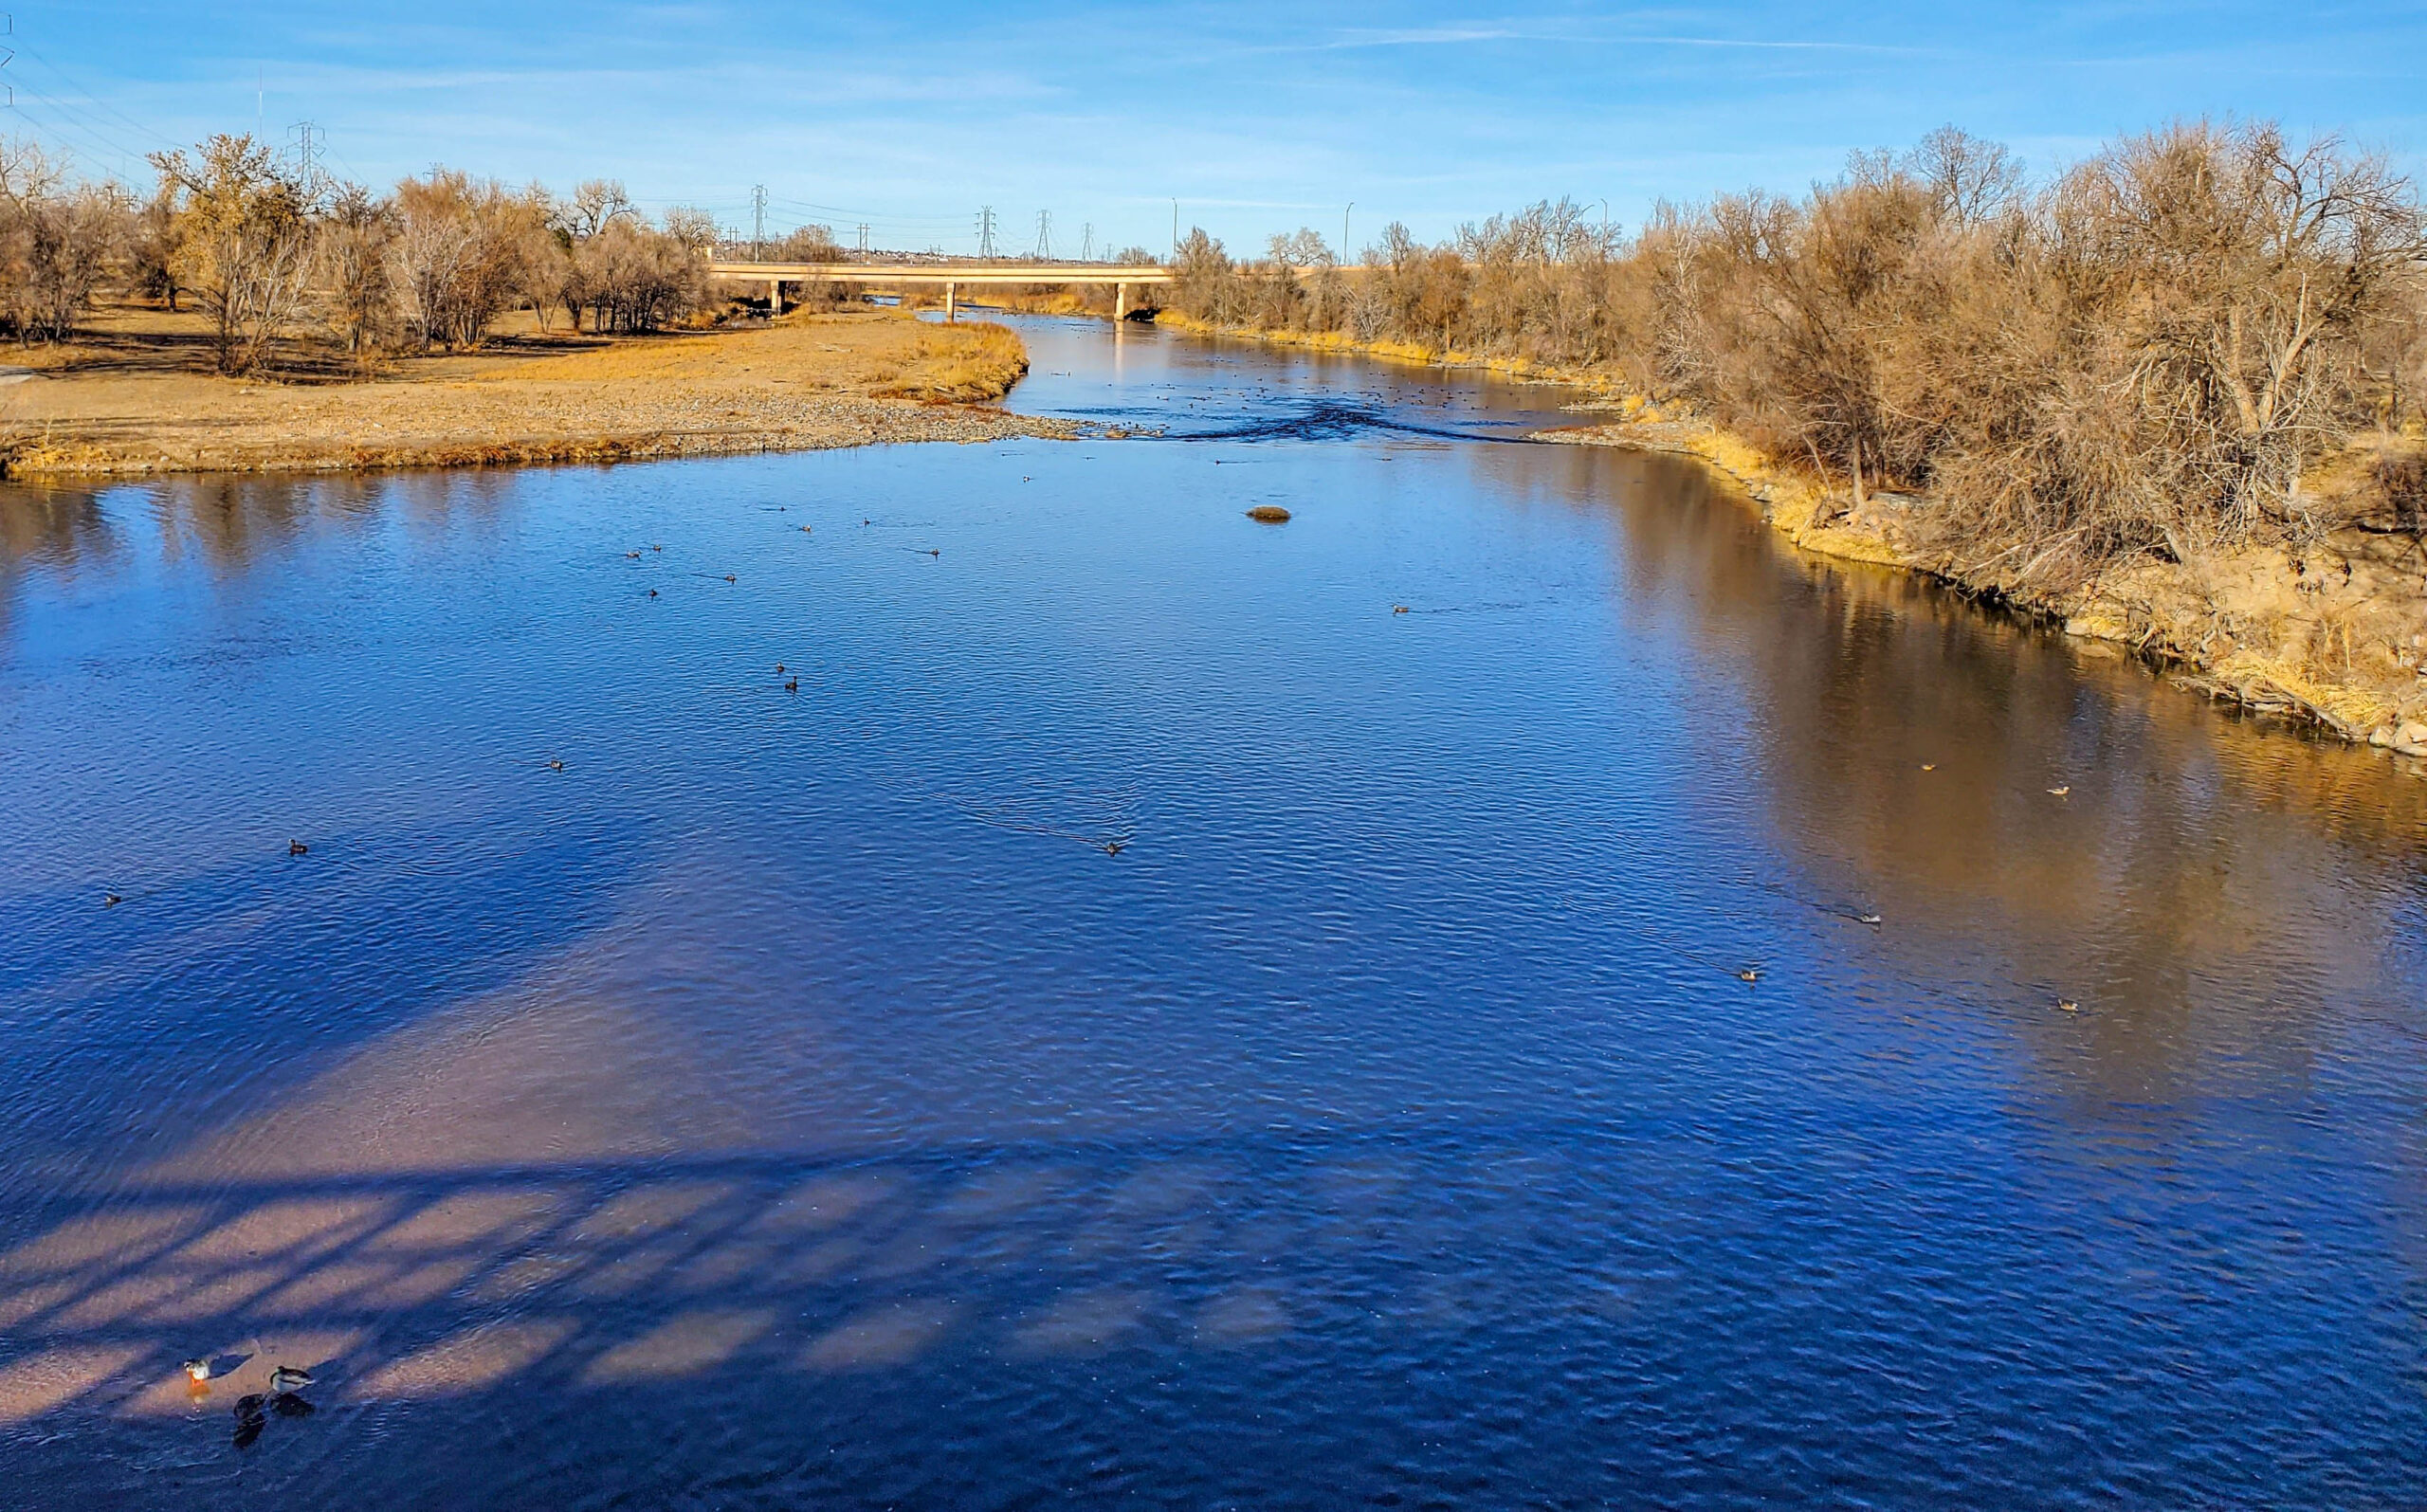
[548, 758, 565, 772]
[2047, 785, 2071, 797]
[1920, 763, 1936, 772]
[784, 679, 799, 693]
[625, 550, 641, 559]
[2056, 999, 2080, 1013]
[1857, 912, 1883, 927]
[1392, 605, 1411, 614]
[104, 893, 122, 907]
[267, 1365, 313, 1394]
[287, 839, 308, 856]
[648, 589, 659, 597]
[183, 1357, 211, 1382]
[800, 525, 812, 534]
[723, 574, 737, 584]
[1103, 839, 1126, 856]
[651, 544, 664, 552]
[1736, 966, 1761, 984]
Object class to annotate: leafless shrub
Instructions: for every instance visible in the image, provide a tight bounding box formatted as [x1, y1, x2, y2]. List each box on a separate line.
[148, 134, 315, 373]
[0, 139, 126, 342]
[1163, 119, 2427, 584]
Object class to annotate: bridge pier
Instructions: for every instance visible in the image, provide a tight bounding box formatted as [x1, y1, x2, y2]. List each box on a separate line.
[769, 278, 783, 317]
[1115, 282, 1130, 321]
[944, 282, 957, 323]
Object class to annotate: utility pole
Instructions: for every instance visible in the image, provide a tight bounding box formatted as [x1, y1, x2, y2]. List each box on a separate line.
[976, 206, 998, 259]
[751, 185, 767, 260]
[1343, 202, 1353, 264]
[1034, 209, 1052, 260]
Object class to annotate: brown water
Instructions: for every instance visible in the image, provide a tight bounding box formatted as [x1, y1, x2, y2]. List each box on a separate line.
[1, 317, 2423, 1507]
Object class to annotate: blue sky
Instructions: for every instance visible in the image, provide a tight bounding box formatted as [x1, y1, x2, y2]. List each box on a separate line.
[9, 3, 2423, 255]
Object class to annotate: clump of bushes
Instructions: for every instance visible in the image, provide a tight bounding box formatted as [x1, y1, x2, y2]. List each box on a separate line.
[1168, 121, 2427, 585]
[0, 132, 726, 373]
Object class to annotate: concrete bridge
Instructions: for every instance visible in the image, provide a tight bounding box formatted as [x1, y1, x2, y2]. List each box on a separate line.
[708, 261, 1175, 321]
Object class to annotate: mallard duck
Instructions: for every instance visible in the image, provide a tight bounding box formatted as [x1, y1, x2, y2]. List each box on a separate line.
[287, 839, 308, 856]
[1392, 605, 1411, 614]
[723, 574, 737, 583]
[267, 1365, 313, 1393]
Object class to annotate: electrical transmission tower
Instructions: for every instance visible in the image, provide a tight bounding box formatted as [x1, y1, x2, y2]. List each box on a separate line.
[1080, 223, 1094, 262]
[1034, 210, 1053, 260]
[976, 206, 998, 259]
[3, 15, 17, 108]
[287, 121, 325, 192]
[751, 185, 768, 259]
[855, 223, 869, 257]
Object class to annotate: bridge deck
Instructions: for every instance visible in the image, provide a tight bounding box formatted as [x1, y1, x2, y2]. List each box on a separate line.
[709, 263, 1173, 286]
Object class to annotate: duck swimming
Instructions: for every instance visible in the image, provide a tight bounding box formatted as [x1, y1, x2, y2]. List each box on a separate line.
[183, 1357, 210, 1382]
[268, 1365, 313, 1393]
[287, 839, 308, 856]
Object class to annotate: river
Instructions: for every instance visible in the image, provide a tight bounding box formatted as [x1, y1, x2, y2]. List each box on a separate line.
[2, 316, 2423, 1507]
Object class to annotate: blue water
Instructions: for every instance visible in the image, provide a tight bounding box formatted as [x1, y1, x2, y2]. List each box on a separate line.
[1, 317, 2423, 1507]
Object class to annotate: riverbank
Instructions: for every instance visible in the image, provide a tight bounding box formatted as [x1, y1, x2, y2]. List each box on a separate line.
[1157, 313, 2427, 756]
[0, 305, 1066, 480]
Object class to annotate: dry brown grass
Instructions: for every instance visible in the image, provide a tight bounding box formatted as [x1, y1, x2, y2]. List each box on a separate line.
[868, 322, 1029, 402]
[0, 302, 1053, 478]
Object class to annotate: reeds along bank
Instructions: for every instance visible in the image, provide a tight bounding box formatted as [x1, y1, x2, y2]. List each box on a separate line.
[1166, 123, 2427, 589]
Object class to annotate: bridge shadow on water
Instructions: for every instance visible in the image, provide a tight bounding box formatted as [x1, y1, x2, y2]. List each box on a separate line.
[0, 1121, 1758, 1506]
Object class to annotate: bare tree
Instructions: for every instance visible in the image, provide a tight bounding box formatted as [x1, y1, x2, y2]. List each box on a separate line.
[148, 135, 315, 373]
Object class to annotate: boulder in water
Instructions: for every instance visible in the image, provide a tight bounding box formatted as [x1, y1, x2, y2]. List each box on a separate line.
[1246, 505, 1292, 523]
